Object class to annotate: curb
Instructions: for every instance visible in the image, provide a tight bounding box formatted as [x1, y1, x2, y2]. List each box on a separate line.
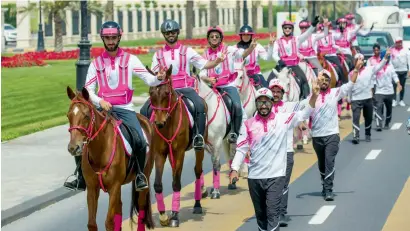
[1, 187, 82, 227]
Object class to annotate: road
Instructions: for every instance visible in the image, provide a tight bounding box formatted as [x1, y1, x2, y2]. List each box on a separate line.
[3, 92, 410, 231]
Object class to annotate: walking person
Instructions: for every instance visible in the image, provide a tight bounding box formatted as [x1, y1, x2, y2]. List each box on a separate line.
[374, 50, 403, 131]
[309, 69, 358, 201]
[349, 52, 389, 144]
[390, 37, 410, 107]
[229, 85, 320, 231]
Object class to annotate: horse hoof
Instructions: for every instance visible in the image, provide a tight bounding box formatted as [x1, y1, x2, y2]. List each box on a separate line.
[297, 144, 303, 150]
[159, 213, 169, 226]
[169, 219, 179, 227]
[193, 207, 203, 214]
[210, 191, 220, 199]
[228, 183, 237, 190]
[201, 187, 208, 198]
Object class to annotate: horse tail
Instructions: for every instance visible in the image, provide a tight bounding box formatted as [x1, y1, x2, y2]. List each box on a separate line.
[130, 185, 155, 229]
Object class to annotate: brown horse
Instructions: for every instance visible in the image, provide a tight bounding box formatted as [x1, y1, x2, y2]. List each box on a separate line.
[146, 65, 207, 227]
[317, 52, 338, 88]
[66, 86, 155, 231]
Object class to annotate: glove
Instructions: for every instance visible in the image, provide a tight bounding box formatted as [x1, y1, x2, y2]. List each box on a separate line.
[311, 16, 320, 27]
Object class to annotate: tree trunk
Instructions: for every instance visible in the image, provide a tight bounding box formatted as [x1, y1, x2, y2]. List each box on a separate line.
[235, 0, 241, 33]
[105, 1, 114, 21]
[251, 1, 258, 30]
[185, 1, 194, 39]
[284, 0, 288, 9]
[268, 0, 273, 32]
[209, 0, 218, 26]
[54, 12, 63, 52]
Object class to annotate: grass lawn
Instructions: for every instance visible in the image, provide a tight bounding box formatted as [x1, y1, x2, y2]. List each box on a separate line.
[1, 36, 275, 141]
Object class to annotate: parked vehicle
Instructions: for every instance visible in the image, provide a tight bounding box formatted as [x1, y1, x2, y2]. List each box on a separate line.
[3, 24, 17, 45]
[356, 31, 394, 61]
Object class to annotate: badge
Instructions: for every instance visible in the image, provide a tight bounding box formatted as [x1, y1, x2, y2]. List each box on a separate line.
[214, 64, 223, 75]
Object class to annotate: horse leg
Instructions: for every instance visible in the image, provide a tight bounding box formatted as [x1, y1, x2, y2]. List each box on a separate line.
[210, 142, 222, 199]
[193, 149, 205, 214]
[86, 184, 100, 231]
[168, 151, 186, 228]
[105, 183, 122, 231]
[154, 152, 168, 226]
[227, 142, 238, 190]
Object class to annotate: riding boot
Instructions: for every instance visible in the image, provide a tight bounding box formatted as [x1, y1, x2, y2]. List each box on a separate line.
[64, 156, 86, 191]
[229, 107, 243, 144]
[193, 112, 206, 151]
[134, 144, 148, 191]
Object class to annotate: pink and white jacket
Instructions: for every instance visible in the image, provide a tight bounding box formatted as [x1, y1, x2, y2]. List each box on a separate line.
[85, 48, 163, 111]
[232, 104, 313, 179]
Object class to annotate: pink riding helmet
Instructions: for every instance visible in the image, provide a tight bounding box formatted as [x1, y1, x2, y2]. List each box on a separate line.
[207, 26, 224, 40]
[345, 13, 355, 20]
[282, 20, 294, 28]
[338, 18, 347, 24]
[299, 20, 311, 28]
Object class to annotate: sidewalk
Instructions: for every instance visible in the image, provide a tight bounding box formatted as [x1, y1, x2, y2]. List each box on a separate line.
[1, 97, 147, 226]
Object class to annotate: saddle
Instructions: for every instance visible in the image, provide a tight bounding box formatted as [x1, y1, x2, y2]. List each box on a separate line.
[110, 112, 147, 178]
[215, 88, 234, 138]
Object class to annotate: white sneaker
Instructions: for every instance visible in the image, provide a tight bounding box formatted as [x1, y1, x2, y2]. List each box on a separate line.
[399, 100, 406, 107]
[393, 100, 397, 107]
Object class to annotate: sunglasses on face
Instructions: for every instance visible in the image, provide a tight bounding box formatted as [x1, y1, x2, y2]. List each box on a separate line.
[164, 31, 178, 36]
[300, 27, 309, 30]
[283, 27, 293, 30]
[209, 35, 220, 39]
[256, 100, 273, 107]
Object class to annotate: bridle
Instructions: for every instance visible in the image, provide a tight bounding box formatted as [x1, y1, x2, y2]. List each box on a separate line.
[149, 79, 181, 122]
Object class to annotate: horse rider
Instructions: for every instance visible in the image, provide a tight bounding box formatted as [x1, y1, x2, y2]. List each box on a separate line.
[316, 22, 346, 83]
[390, 36, 410, 107]
[373, 49, 403, 131]
[272, 16, 320, 99]
[345, 13, 374, 54]
[64, 21, 166, 191]
[230, 86, 319, 231]
[309, 69, 358, 201]
[298, 18, 330, 75]
[236, 25, 273, 89]
[199, 26, 257, 143]
[143, 19, 225, 151]
[349, 51, 389, 144]
[268, 78, 309, 227]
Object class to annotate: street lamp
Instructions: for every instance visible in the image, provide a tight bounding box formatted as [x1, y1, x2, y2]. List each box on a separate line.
[288, 0, 292, 20]
[76, 0, 92, 91]
[243, 0, 248, 25]
[37, 0, 45, 52]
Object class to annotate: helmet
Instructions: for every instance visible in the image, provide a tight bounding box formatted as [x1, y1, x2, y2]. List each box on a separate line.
[160, 19, 180, 34]
[269, 79, 284, 90]
[299, 20, 311, 28]
[345, 13, 355, 20]
[207, 26, 224, 40]
[239, 25, 255, 35]
[338, 18, 347, 24]
[100, 21, 123, 37]
[255, 88, 274, 100]
[282, 20, 294, 28]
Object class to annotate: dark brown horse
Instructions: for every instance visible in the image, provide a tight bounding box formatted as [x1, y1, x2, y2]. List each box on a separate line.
[66, 86, 155, 231]
[317, 52, 338, 88]
[146, 65, 207, 227]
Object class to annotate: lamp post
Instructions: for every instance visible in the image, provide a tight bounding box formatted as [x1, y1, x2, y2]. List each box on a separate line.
[37, 0, 45, 52]
[288, 0, 292, 20]
[243, 0, 248, 25]
[333, 1, 336, 21]
[76, 0, 92, 91]
[312, 1, 316, 21]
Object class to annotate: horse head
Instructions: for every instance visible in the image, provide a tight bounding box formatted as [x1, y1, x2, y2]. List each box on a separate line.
[234, 60, 250, 94]
[147, 64, 175, 128]
[66, 86, 95, 156]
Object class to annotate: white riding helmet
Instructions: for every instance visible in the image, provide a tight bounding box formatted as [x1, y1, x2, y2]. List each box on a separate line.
[269, 79, 284, 90]
[255, 88, 274, 100]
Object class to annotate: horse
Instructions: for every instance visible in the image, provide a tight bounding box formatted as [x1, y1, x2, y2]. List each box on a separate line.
[193, 70, 235, 198]
[66, 86, 155, 231]
[144, 65, 207, 227]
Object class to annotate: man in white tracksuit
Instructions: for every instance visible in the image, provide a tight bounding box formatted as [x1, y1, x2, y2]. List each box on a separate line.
[390, 37, 410, 107]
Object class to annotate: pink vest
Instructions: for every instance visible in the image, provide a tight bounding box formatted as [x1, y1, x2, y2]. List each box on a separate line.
[335, 31, 350, 48]
[204, 46, 237, 86]
[318, 34, 337, 55]
[156, 45, 195, 89]
[236, 47, 261, 76]
[94, 52, 134, 105]
[278, 37, 299, 66]
[347, 25, 356, 42]
[299, 36, 315, 57]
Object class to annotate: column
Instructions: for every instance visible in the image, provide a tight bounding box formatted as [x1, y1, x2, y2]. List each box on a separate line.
[229, 8, 234, 30]
[173, 7, 179, 24]
[114, 7, 118, 22]
[240, 1, 243, 26]
[166, 6, 172, 19]
[65, 8, 73, 44]
[218, 8, 223, 25]
[223, 8, 228, 30]
[257, 5, 263, 29]
[158, 5, 164, 28]
[150, 2, 156, 37]
[207, 7, 210, 26]
[16, 0, 31, 48]
[131, 6, 138, 39]
[181, 6, 186, 34]
[194, 6, 199, 34]
[91, 13, 97, 42]
[141, 5, 147, 38]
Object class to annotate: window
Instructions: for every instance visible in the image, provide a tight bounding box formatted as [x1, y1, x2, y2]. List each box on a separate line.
[387, 12, 399, 24]
[404, 27, 410, 41]
[4, 25, 15, 30]
[399, 1, 410, 9]
[357, 35, 389, 48]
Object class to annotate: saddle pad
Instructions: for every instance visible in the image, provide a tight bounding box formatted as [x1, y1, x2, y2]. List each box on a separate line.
[182, 102, 195, 128]
[118, 128, 149, 156]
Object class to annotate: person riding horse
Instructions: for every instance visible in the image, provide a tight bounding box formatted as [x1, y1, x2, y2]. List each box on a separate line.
[64, 21, 166, 191]
[199, 26, 256, 143]
[272, 16, 320, 100]
[298, 18, 330, 75]
[141, 19, 225, 151]
[236, 25, 273, 89]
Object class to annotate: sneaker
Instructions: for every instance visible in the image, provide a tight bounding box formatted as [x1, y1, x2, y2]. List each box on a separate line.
[392, 100, 397, 107]
[324, 191, 335, 201]
[352, 137, 359, 144]
[399, 100, 406, 107]
[384, 124, 390, 130]
[365, 135, 371, 142]
[279, 214, 291, 227]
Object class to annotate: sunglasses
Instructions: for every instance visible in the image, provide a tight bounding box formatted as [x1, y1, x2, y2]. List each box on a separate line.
[283, 27, 293, 30]
[209, 35, 220, 39]
[164, 31, 178, 36]
[300, 26, 309, 29]
[256, 100, 273, 107]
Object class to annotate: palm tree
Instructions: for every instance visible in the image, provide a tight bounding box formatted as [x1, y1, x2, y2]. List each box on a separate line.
[185, 0, 194, 39]
[235, 0, 241, 33]
[105, 0, 114, 21]
[268, 0, 273, 32]
[210, 0, 218, 26]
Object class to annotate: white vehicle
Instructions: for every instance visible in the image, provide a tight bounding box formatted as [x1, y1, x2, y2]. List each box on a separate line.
[401, 10, 410, 50]
[3, 23, 17, 45]
[356, 6, 403, 40]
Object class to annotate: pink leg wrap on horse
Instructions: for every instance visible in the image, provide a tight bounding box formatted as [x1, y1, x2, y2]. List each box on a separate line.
[172, 191, 181, 212]
[114, 214, 122, 231]
[155, 193, 166, 212]
[137, 210, 145, 231]
[213, 170, 220, 189]
[195, 179, 202, 200]
[200, 172, 205, 187]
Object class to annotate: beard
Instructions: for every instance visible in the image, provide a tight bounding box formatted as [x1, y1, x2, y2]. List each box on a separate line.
[104, 42, 119, 52]
[165, 34, 179, 44]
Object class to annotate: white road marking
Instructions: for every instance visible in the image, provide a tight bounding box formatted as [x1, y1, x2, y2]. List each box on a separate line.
[73, 106, 79, 115]
[365, 149, 382, 160]
[308, 205, 336, 225]
[407, 107, 410, 112]
[390, 123, 402, 130]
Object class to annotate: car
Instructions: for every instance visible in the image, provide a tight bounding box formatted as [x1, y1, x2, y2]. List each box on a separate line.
[356, 31, 395, 61]
[3, 23, 17, 45]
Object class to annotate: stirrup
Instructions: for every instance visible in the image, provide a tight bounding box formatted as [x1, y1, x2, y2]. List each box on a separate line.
[193, 134, 205, 149]
[228, 133, 238, 143]
[63, 162, 81, 191]
[135, 173, 149, 191]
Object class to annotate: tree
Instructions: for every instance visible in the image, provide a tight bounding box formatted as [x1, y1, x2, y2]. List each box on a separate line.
[185, 0, 194, 39]
[235, 0, 241, 33]
[105, 0, 114, 21]
[209, 0, 218, 26]
[251, 1, 259, 30]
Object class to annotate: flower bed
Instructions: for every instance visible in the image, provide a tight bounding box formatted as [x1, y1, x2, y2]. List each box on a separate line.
[1, 47, 149, 68]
